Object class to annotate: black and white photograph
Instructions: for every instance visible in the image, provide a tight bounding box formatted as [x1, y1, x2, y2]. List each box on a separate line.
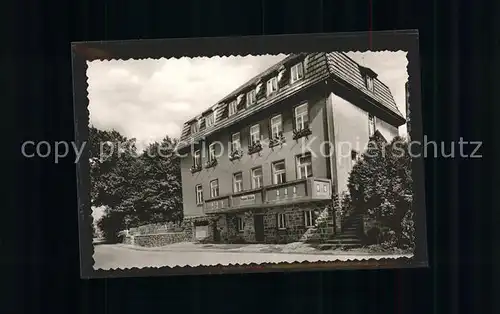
[72, 32, 427, 277]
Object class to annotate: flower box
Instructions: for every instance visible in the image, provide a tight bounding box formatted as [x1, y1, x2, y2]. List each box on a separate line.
[292, 127, 312, 140]
[204, 158, 217, 169]
[247, 141, 263, 155]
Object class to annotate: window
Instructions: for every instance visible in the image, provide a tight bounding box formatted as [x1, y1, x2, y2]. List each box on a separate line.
[296, 153, 313, 179]
[294, 103, 309, 131]
[365, 75, 374, 92]
[195, 185, 203, 205]
[193, 150, 201, 167]
[190, 122, 199, 134]
[304, 210, 314, 227]
[246, 90, 256, 107]
[272, 160, 286, 184]
[229, 100, 238, 117]
[368, 114, 375, 137]
[210, 179, 219, 198]
[209, 143, 217, 162]
[231, 132, 241, 152]
[266, 77, 278, 96]
[270, 115, 283, 139]
[277, 213, 287, 229]
[205, 113, 214, 127]
[237, 217, 245, 232]
[290, 62, 304, 83]
[251, 167, 263, 189]
[250, 124, 260, 145]
[233, 172, 243, 193]
[351, 150, 360, 165]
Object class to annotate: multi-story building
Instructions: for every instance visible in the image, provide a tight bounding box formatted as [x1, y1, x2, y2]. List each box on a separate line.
[177, 52, 406, 244]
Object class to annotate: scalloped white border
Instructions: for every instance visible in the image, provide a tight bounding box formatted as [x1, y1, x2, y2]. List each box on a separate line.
[84, 50, 416, 272]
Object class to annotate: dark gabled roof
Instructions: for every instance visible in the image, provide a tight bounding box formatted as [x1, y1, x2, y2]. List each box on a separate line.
[177, 52, 404, 147]
[324, 52, 403, 118]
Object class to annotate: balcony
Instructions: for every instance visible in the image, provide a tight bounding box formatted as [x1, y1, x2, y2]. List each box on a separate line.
[204, 195, 231, 214]
[202, 177, 332, 214]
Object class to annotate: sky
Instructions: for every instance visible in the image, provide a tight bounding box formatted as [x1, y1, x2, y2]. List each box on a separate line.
[88, 51, 408, 223]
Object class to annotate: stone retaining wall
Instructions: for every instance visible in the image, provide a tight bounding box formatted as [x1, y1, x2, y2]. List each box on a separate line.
[123, 232, 191, 247]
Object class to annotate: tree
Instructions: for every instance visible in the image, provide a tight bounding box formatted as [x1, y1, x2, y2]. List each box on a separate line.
[136, 136, 183, 223]
[88, 126, 184, 242]
[89, 126, 139, 210]
[89, 126, 140, 241]
[347, 132, 414, 249]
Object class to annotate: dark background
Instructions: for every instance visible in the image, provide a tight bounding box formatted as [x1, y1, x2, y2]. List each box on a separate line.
[4, 0, 495, 313]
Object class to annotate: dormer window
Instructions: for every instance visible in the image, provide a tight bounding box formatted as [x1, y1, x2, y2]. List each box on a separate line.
[246, 89, 256, 107]
[205, 112, 214, 127]
[228, 100, 238, 117]
[359, 66, 377, 93]
[290, 62, 304, 83]
[190, 121, 199, 134]
[266, 77, 278, 96]
[365, 75, 374, 92]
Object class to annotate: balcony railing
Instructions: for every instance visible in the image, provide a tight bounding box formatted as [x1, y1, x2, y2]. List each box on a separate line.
[202, 177, 332, 214]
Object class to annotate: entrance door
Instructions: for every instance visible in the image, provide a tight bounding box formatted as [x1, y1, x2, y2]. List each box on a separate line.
[212, 224, 221, 242]
[254, 215, 265, 242]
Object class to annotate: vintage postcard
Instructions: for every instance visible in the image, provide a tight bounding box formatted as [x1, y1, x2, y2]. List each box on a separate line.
[72, 31, 428, 278]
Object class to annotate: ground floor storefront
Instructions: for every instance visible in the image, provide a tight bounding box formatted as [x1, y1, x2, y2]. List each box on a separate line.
[186, 201, 336, 244]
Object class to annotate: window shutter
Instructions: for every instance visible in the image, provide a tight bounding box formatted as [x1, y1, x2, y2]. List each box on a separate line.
[237, 94, 245, 110]
[219, 103, 228, 120]
[256, 81, 265, 99]
[303, 54, 310, 75]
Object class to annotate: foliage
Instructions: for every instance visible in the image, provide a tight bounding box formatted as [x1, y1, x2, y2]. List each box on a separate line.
[90, 126, 183, 243]
[347, 132, 415, 249]
[401, 210, 415, 249]
[92, 223, 97, 238]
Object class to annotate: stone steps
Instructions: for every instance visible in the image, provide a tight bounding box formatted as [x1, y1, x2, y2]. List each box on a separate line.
[319, 212, 364, 250]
